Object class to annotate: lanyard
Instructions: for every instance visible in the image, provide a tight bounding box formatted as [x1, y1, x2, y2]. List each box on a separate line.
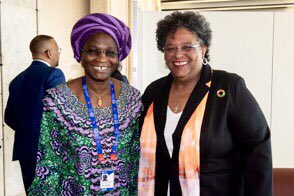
[82, 76, 120, 161]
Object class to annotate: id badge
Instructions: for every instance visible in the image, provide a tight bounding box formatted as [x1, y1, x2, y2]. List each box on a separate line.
[100, 169, 114, 192]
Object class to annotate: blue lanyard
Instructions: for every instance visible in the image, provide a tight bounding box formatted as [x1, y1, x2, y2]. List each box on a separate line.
[82, 76, 120, 161]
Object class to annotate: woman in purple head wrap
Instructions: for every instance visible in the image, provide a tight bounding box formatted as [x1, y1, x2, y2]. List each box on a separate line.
[29, 13, 142, 195]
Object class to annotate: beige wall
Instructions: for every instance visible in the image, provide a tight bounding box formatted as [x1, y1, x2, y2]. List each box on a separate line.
[1, 0, 37, 195]
[38, 0, 90, 80]
[1, 0, 89, 195]
[90, 0, 133, 82]
[1, 0, 134, 194]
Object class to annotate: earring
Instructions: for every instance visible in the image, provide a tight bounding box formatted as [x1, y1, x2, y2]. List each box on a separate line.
[203, 58, 208, 65]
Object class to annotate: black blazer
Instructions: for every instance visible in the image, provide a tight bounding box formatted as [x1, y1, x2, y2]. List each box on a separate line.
[141, 65, 272, 196]
[5, 61, 65, 160]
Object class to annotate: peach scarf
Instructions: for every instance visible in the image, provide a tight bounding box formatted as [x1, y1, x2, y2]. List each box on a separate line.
[138, 81, 211, 196]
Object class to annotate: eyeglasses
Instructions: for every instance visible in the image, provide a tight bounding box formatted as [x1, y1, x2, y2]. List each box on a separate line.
[163, 44, 200, 54]
[82, 49, 118, 58]
[44, 47, 62, 54]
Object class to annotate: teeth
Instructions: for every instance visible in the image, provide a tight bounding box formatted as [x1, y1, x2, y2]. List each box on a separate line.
[93, 66, 109, 70]
[174, 62, 188, 66]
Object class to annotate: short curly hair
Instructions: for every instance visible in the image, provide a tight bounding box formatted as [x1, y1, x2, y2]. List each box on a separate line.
[156, 11, 212, 61]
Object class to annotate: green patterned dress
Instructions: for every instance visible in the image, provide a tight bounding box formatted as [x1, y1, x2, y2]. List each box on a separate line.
[28, 82, 142, 195]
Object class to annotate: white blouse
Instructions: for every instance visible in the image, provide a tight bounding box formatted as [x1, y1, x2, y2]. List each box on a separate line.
[164, 106, 182, 195]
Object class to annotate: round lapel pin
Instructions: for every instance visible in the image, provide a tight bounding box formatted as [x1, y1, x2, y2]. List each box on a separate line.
[217, 89, 226, 98]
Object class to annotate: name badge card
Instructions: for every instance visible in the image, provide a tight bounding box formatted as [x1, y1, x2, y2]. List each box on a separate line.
[100, 170, 114, 192]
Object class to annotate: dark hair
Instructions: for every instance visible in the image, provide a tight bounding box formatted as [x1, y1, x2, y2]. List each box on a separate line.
[30, 35, 54, 53]
[156, 11, 212, 61]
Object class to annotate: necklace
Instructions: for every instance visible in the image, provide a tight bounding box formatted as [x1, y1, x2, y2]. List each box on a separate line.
[88, 86, 109, 107]
[174, 106, 179, 113]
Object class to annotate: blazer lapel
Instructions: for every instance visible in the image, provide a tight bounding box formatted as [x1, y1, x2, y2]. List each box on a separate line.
[153, 74, 173, 159]
[172, 65, 212, 160]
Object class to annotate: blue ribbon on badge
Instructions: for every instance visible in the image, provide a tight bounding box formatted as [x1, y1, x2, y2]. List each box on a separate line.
[82, 77, 120, 161]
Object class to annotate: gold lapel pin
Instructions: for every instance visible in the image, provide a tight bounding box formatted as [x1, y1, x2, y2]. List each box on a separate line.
[217, 89, 226, 98]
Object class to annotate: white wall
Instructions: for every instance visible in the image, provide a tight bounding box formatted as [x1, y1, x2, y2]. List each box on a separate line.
[205, 12, 273, 123]
[137, 11, 294, 168]
[271, 12, 294, 167]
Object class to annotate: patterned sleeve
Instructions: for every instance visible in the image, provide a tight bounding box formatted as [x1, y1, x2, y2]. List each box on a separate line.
[129, 120, 141, 195]
[127, 90, 143, 195]
[28, 109, 67, 195]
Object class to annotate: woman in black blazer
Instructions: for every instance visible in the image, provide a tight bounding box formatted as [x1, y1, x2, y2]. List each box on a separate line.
[138, 11, 272, 196]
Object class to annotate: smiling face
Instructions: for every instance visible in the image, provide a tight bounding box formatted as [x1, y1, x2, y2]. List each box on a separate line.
[164, 28, 207, 83]
[81, 33, 119, 82]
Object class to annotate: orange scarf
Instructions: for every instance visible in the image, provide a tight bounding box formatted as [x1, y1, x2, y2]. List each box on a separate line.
[138, 81, 211, 195]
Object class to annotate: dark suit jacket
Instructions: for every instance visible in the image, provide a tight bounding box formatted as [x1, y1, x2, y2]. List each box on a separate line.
[5, 60, 65, 160]
[141, 64, 272, 196]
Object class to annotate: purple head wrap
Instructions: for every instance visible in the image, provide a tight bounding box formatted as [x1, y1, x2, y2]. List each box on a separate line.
[70, 13, 131, 62]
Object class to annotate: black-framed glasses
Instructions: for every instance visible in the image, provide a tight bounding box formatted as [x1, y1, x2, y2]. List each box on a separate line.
[82, 48, 118, 58]
[163, 44, 200, 54]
